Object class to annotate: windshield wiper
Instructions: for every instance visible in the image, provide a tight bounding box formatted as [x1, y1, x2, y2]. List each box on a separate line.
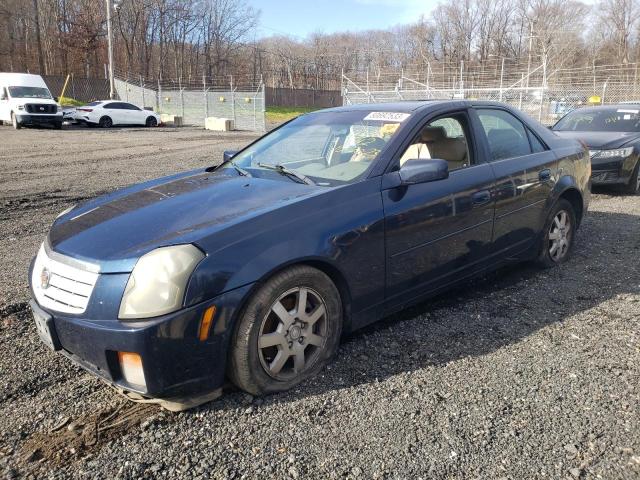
[257, 163, 315, 185]
[207, 161, 252, 177]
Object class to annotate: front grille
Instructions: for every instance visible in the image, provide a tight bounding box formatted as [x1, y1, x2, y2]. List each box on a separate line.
[25, 103, 57, 114]
[31, 244, 99, 314]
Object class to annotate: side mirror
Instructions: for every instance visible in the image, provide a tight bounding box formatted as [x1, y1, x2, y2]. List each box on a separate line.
[53, 96, 59, 102]
[399, 159, 449, 185]
[223, 150, 238, 163]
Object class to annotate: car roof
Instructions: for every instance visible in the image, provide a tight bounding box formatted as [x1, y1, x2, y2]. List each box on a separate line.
[315, 100, 521, 116]
[567, 104, 640, 113]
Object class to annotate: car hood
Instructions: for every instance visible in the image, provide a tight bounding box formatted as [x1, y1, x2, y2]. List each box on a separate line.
[552, 130, 640, 149]
[48, 169, 323, 272]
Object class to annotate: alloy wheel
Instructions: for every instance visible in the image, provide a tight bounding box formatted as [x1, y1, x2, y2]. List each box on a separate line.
[548, 209, 572, 262]
[258, 286, 328, 380]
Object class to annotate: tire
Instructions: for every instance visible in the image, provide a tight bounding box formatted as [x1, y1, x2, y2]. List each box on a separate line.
[0, 120, 4, 126]
[11, 112, 21, 130]
[145, 116, 157, 127]
[536, 198, 577, 268]
[228, 265, 342, 396]
[622, 160, 640, 195]
[54, 121, 62, 130]
[98, 116, 113, 128]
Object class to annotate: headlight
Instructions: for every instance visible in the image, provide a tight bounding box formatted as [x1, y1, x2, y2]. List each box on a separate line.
[594, 147, 634, 158]
[57, 105, 62, 113]
[119, 244, 205, 319]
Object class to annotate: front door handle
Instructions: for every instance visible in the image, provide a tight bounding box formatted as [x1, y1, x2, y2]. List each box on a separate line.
[472, 190, 491, 206]
[539, 169, 551, 181]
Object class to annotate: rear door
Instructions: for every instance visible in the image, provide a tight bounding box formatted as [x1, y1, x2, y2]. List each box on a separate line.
[102, 102, 125, 125]
[470, 107, 558, 256]
[382, 108, 496, 309]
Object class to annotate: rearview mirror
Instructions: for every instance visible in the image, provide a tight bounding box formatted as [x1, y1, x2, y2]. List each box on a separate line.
[223, 150, 238, 163]
[399, 159, 449, 185]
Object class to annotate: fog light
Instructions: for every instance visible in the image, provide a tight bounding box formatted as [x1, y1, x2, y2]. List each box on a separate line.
[118, 352, 146, 390]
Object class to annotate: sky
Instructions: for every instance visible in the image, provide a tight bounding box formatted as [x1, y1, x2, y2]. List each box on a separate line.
[250, 0, 441, 40]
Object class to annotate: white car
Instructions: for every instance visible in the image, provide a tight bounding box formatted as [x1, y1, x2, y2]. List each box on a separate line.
[75, 101, 161, 128]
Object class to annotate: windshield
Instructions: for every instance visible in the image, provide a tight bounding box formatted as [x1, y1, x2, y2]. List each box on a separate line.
[554, 107, 640, 132]
[231, 110, 408, 185]
[8, 86, 52, 99]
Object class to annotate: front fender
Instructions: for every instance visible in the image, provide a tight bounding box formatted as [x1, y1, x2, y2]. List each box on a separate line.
[183, 178, 387, 319]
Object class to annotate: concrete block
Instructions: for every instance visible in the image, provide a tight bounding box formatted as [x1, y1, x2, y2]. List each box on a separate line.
[205, 117, 234, 131]
[160, 114, 183, 127]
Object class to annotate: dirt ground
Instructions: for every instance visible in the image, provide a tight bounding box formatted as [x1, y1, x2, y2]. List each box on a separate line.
[0, 124, 638, 479]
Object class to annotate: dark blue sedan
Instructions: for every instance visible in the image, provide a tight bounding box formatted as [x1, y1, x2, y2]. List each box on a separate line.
[29, 101, 591, 410]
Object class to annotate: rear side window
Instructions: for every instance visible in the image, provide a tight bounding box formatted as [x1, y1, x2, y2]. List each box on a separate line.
[477, 109, 532, 161]
[103, 103, 118, 109]
[528, 130, 546, 153]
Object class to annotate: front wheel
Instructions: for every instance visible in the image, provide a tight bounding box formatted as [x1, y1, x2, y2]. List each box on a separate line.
[145, 116, 157, 127]
[11, 113, 21, 130]
[623, 161, 640, 195]
[536, 198, 576, 268]
[228, 266, 342, 396]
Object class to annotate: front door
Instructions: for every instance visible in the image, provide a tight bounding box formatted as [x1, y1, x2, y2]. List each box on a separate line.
[470, 107, 558, 256]
[383, 111, 496, 309]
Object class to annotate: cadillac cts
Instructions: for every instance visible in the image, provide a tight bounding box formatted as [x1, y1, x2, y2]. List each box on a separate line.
[29, 101, 591, 410]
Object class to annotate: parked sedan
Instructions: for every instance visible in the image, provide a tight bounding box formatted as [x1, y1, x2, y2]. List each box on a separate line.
[552, 104, 640, 194]
[29, 101, 590, 410]
[75, 100, 161, 128]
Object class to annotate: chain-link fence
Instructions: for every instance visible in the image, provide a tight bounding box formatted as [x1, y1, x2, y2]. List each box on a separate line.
[114, 74, 266, 132]
[342, 62, 640, 125]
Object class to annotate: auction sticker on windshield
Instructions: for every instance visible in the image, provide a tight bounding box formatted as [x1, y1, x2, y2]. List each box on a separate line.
[363, 112, 411, 122]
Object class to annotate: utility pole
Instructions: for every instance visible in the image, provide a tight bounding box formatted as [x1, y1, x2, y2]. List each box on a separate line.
[33, 0, 45, 74]
[499, 57, 505, 101]
[525, 22, 534, 91]
[106, 0, 115, 99]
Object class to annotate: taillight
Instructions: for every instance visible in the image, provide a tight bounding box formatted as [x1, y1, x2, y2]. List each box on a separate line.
[78, 108, 93, 112]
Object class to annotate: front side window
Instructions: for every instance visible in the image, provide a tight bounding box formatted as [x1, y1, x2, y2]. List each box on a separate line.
[553, 107, 640, 132]
[231, 110, 407, 185]
[123, 103, 141, 110]
[477, 109, 532, 161]
[399, 114, 471, 171]
[7, 86, 52, 99]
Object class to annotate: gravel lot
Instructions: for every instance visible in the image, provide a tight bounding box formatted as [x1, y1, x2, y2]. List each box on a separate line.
[0, 125, 638, 479]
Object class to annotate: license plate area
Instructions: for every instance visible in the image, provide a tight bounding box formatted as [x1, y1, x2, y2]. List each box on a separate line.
[30, 301, 61, 351]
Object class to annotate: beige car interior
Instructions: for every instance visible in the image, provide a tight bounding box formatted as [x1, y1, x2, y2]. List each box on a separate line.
[400, 124, 470, 171]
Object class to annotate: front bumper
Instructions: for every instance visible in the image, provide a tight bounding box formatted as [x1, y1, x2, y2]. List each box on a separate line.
[29, 283, 253, 399]
[591, 155, 637, 185]
[16, 113, 62, 126]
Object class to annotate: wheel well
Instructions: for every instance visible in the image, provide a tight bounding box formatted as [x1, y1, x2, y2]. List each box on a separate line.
[559, 188, 584, 226]
[246, 260, 353, 332]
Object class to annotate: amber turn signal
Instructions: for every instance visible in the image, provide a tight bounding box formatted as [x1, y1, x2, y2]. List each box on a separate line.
[198, 305, 217, 341]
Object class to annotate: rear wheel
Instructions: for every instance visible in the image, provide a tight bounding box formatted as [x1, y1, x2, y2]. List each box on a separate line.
[623, 160, 640, 195]
[11, 112, 21, 130]
[536, 198, 576, 268]
[228, 265, 342, 395]
[99, 116, 113, 128]
[145, 116, 157, 127]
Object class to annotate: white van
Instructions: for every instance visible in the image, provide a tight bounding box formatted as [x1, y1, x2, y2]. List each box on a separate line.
[0, 73, 63, 129]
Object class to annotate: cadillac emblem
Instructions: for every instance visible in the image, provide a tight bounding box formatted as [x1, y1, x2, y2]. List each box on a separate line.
[40, 267, 50, 289]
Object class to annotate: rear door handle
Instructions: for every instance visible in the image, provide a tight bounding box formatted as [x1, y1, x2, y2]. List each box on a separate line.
[472, 190, 491, 206]
[539, 169, 551, 181]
